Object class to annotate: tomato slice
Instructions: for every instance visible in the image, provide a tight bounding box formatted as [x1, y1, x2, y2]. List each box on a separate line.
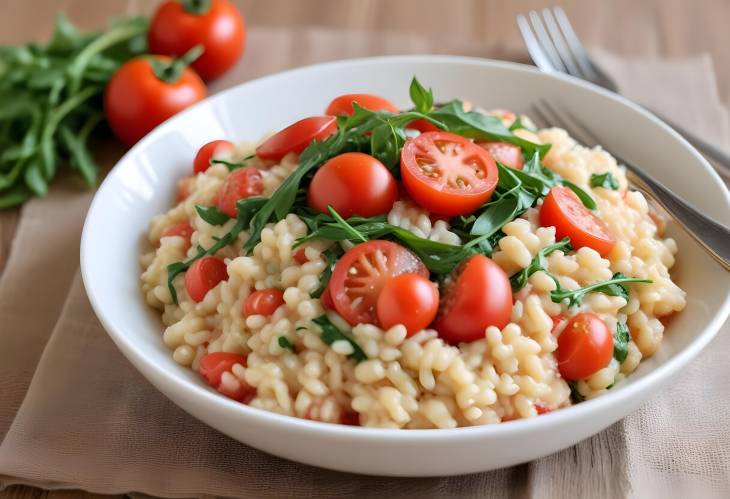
[256, 116, 338, 161]
[160, 222, 194, 248]
[185, 256, 228, 302]
[540, 186, 615, 256]
[194, 140, 234, 174]
[556, 313, 613, 380]
[243, 288, 285, 317]
[433, 255, 513, 344]
[216, 167, 264, 217]
[319, 284, 336, 311]
[406, 118, 440, 133]
[400, 131, 498, 216]
[325, 93, 398, 116]
[478, 141, 524, 170]
[329, 240, 428, 326]
[376, 273, 439, 336]
[198, 352, 255, 403]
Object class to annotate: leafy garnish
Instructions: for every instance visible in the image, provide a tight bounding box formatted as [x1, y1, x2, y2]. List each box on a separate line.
[312, 315, 367, 362]
[550, 272, 652, 308]
[211, 153, 255, 171]
[590, 172, 620, 190]
[195, 204, 230, 225]
[311, 246, 342, 298]
[613, 321, 630, 363]
[409, 77, 434, 114]
[568, 381, 585, 403]
[563, 180, 597, 210]
[278, 336, 295, 352]
[509, 237, 572, 291]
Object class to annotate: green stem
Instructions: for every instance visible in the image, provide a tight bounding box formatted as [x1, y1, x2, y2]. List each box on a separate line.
[150, 45, 204, 84]
[181, 0, 212, 14]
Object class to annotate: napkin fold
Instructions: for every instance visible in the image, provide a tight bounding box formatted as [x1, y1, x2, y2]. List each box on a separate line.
[0, 27, 729, 499]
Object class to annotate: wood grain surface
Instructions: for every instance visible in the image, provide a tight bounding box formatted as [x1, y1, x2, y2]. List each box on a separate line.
[0, 0, 725, 497]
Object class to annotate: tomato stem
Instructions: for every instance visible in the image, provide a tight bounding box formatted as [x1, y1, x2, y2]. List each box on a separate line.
[181, 0, 212, 14]
[149, 44, 204, 84]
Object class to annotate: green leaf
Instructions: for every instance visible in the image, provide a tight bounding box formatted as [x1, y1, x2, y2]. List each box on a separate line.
[614, 321, 629, 363]
[590, 172, 620, 190]
[0, 184, 31, 209]
[562, 180, 597, 210]
[278, 336, 295, 352]
[551, 272, 652, 308]
[568, 381, 585, 403]
[327, 206, 367, 242]
[311, 246, 342, 298]
[211, 154, 255, 171]
[471, 196, 520, 238]
[59, 125, 98, 187]
[23, 159, 47, 196]
[312, 315, 367, 362]
[409, 77, 433, 114]
[195, 204, 230, 226]
[509, 237, 572, 292]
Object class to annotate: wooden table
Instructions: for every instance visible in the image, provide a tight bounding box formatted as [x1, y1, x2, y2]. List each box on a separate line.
[0, 0, 725, 497]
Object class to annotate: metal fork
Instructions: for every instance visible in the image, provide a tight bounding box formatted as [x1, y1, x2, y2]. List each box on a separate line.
[517, 6, 730, 181]
[529, 100, 730, 270]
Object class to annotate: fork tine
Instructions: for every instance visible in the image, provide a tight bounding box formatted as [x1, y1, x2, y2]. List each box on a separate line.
[540, 8, 583, 78]
[516, 14, 556, 73]
[536, 99, 600, 148]
[551, 6, 599, 80]
[527, 10, 567, 72]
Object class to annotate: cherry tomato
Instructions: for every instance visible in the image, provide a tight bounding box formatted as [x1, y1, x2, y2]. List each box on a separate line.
[307, 152, 398, 218]
[540, 186, 616, 256]
[376, 273, 439, 335]
[325, 93, 398, 116]
[401, 131, 498, 216]
[177, 175, 196, 202]
[329, 241, 428, 326]
[160, 222, 194, 247]
[551, 314, 567, 334]
[407, 119, 440, 133]
[198, 352, 254, 402]
[434, 255, 513, 344]
[256, 116, 338, 161]
[216, 167, 264, 217]
[185, 255, 228, 302]
[148, 0, 246, 81]
[319, 285, 336, 311]
[293, 247, 309, 265]
[478, 141, 524, 170]
[105, 57, 206, 146]
[556, 313, 613, 380]
[243, 288, 284, 317]
[340, 411, 361, 426]
[535, 403, 551, 415]
[194, 140, 233, 174]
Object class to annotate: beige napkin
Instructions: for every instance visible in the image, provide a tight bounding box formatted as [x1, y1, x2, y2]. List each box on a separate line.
[1, 27, 729, 499]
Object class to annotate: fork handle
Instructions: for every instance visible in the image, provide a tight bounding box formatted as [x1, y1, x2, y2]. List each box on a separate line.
[624, 167, 730, 271]
[649, 109, 730, 181]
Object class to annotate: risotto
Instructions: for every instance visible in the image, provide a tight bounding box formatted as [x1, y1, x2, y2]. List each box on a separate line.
[140, 80, 686, 428]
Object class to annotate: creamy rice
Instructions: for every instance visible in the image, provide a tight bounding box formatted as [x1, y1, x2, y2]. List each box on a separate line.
[140, 118, 686, 428]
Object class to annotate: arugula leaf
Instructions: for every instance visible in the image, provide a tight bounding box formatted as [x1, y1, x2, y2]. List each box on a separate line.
[590, 172, 620, 190]
[409, 77, 434, 114]
[568, 381, 585, 403]
[278, 336, 295, 352]
[428, 101, 551, 158]
[327, 206, 367, 242]
[195, 204, 230, 226]
[562, 180, 597, 210]
[311, 246, 342, 298]
[312, 315, 367, 362]
[211, 153, 255, 171]
[509, 237, 572, 291]
[508, 116, 536, 132]
[550, 272, 652, 308]
[471, 196, 520, 239]
[614, 321, 629, 363]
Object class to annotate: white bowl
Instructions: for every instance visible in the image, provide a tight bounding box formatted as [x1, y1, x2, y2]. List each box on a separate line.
[81, 55, 730, 476]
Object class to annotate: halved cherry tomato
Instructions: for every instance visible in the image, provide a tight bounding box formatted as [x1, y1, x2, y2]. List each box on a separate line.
[194, 140, 233, 174]
[104, 56, 206, 146]
[256, 116, 337, 161]
[401, 131, 498, 216]
[160, 222, 194, 247]
[307, 152, 398, 218]
[556, 313, 613, 380]
[293, 247, 309, 265]
[185, 255, 228, 302]
[243, 288, 284, 317]
[540, 186, 615, 256]
[198, 352, 254, 402]
[319, 285, 336, 310]
[535, 403, 551, 415]
[329, 240, 428, 326]
[434, 255, 512, 344]
[407, 119, 440, 133]
[340, 411, 361, 426]
[325, 93, 398, 116]
[478, 141, 524, 170]
[551, 314, 567, 334]
[148, 0, 246, 81]
[216, 167, 264, 217]
[376, 273, 439, 335]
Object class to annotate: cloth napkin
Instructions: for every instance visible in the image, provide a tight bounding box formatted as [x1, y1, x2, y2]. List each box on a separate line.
[1, 27, 729, 499]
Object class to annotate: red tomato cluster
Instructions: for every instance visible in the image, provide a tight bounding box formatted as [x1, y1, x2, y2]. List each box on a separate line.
[105, 0, 246, 145]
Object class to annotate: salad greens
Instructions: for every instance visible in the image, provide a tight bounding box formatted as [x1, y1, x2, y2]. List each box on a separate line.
[613, 321, 630, 363]
[550, 272, 652, 308]
[0, 14, 148, 208]
[509, 237, 572, 291]
[590, 172, 620, 190]
[312, 315, 367, 362]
